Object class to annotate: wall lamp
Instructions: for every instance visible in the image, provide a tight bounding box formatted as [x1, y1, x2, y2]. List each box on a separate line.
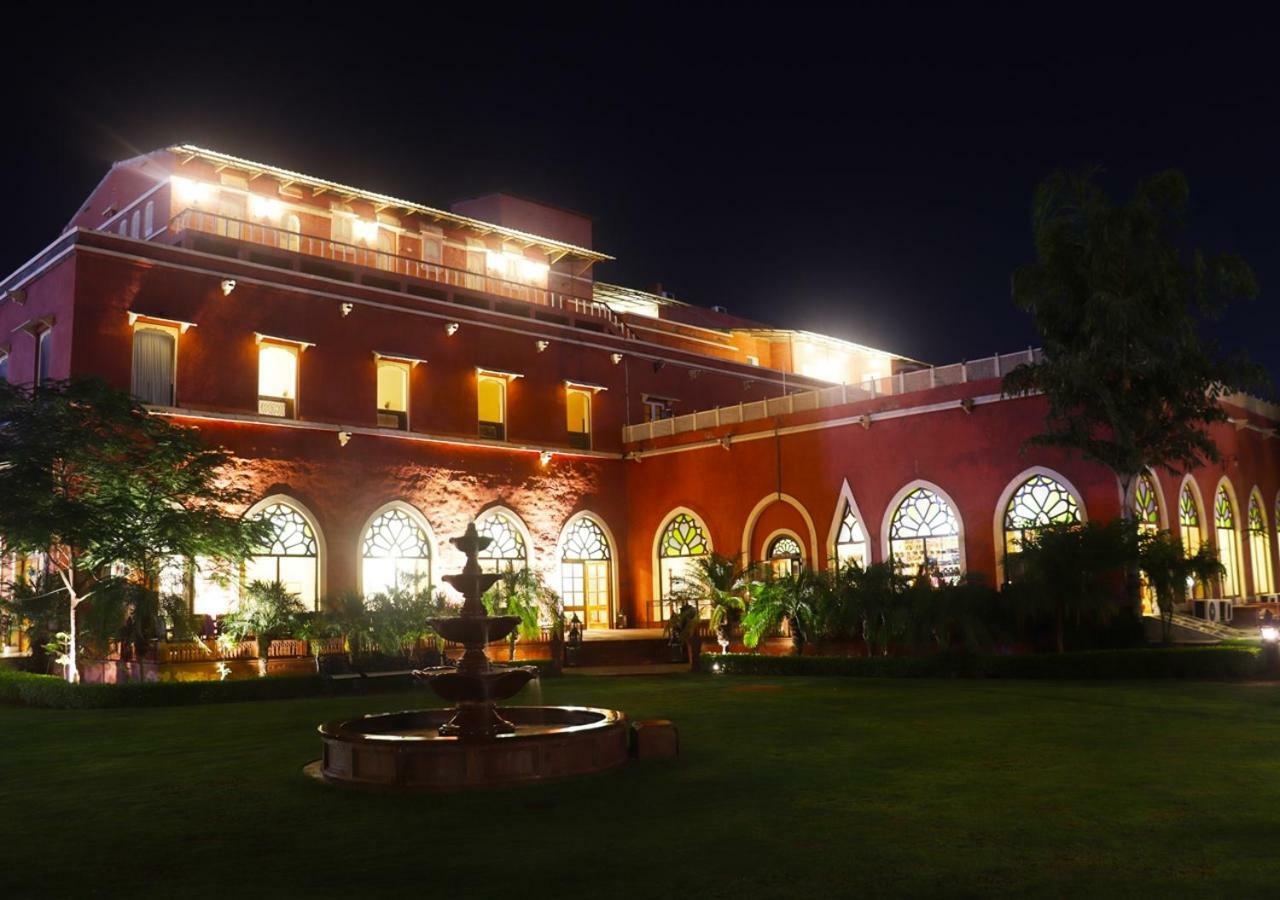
[610, 353, 623, 365]
[539, 450, 553, 467]
[338, 431, 352, 447]
[340, 302, 354, 317]
[445, 322, 460, 336]
[536, 340, 549, 352]
[220, 279, 237, 296]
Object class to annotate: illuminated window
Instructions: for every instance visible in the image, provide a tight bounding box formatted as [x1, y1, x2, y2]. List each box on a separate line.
[478, 375, 506, 440]
[561, 516, 612, 629]
[1179, 484, 1205, 600]
[361, 506, 432, 597]
[1248, 494, 1274, 596]
[655, 512, 710, 622]
[1003, 474, 1082, 557]
[258, 342, 298, 418]
[217, 192, 246, 240]
[130, 210, 140, 238]
[191, 556, 239, 617]
[475, 510, 528, 575]
[376, 360, 410, 430]
[1133, 473, 1161, 614]
[889, 486, 962, 583]
[245, 502, 319, 609]
[768, 535, 804, 579]
[464, 238, 487, 291]
[143, 201, 154, 236]
[331, 204, 354, 244]
[1215, 486, 1243, 598]
[1133, 474, 1160, 534]
[834, 501, 868, 569]
[280, 213, 300, 252]
[0, 349, 8, 383]
[567, 388, 592, 449]
[131, 325, 177, 406]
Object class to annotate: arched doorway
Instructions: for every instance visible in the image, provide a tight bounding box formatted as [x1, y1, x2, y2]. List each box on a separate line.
[559, 514, 613, 629]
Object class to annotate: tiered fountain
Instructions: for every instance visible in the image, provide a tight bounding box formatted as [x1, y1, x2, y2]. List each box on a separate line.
[314, 523, 629, 790]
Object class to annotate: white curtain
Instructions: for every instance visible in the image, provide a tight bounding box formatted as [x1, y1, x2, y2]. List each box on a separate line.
[131, 329, 175, 405]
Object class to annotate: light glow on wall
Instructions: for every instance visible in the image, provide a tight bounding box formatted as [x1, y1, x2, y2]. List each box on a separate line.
[249, 195, 284, 219]
[170, 176, 214, 206]
[353, 219, 380, 245]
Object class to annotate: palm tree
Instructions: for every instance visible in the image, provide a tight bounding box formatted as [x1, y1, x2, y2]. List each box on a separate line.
[1137, 530, 1223, 644]
[483, 567, 551, 661]
[673, 552, 751, 650]
[742, 567, 818, 656]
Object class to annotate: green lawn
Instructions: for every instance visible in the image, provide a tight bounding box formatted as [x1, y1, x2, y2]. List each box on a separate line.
[4, 675, 1280, 898]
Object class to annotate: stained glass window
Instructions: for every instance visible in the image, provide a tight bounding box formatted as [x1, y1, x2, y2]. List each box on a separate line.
[362, 507, 431, 597]
[659, 514, 708, 558]
[1215, 486, 1242, 598]
[1133, 474, 1160, 533]
[244, 501, 319, 608]
[768, 535, 803, 579]
[475, 511, 528, 574]
[1178, 484, 1206, 600]
[562, 517, 610, 560]
[834, 501, 868, 569]
[770, 536, 802, 558]
[1003, 474, 1082, 556]
[889, 487, 962, 584]
[655, 513, 709, 621]
[561, 517, 612, 629]
[1248, 494, 1274, 596]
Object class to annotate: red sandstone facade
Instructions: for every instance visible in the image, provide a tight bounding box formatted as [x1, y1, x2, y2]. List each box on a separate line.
[2, 145, 1278, 631]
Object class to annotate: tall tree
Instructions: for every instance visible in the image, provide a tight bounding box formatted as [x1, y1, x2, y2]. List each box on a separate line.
[0, 378, 270, 682]
[1004, 169, 1265, 610]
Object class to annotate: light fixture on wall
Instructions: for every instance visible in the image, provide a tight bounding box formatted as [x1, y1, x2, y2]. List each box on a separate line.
[960, 397, 975, 415]
[539, 450, 553, 467]
[445, 322, 459, 336]
[652, 360, 665, 373]
[536, 340, 549, 352]
[340, 302, 354, 317]
[338, 431, 352, 447]
[859, 415, 871, 430]
[6, 288, 25, 305]
[220, 279, 237, 296]
[610, 353, 623, 365]
[688, 368, 703, 380]
[743, 379, 755, 390]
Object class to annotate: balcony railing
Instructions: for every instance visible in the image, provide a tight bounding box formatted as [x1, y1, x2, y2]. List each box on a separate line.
[166, 209, 631, 334]
[621, 348, 1045, 444]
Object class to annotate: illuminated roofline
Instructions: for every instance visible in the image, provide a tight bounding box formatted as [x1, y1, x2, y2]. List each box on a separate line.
[167, 144, 613, 265]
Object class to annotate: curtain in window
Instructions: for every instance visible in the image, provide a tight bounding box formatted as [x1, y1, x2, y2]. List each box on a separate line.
[131, 329, 175, 405]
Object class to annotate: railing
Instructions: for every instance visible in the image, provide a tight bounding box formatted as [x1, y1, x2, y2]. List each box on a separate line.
[165, 209, 631, 335]
[622, 348, 1044, 444]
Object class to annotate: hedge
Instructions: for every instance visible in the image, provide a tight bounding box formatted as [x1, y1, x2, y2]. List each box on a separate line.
[705, 647, 1266, 680]
[0, 659, 558, 709]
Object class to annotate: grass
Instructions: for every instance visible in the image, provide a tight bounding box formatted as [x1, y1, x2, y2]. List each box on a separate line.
[4, 675, 1280, 898]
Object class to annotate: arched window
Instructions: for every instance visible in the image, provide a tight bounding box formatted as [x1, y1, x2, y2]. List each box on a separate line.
[888, 487, 962, 583]
[475, 510, 528, 574]
[1133, 473, 1160, 534]
[561, 516, 612, 629]
[361, 506, 432, 596]
[1003, 474, 1082, 557]
[655, 512, 710, 621]
[1179, 483, 1205, 600]
[768, 534, 804, 579]
[143, 201, 154, 236]
[245, 501, 320, 609]
[130, 209, 140, 238]
[1214, 486, 1243, 599]
[1248, 493, 1274, 597]
[834, 501, 868, 569]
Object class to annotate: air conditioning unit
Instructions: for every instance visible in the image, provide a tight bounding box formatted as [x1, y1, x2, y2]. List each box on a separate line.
[376, 410, 407, 430]
[1193, 599, 1234, 623]
[568, 432, 591, 450]
[478, 421, 504, 441]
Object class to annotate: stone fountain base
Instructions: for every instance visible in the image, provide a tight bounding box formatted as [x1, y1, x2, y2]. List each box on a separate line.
[313, 706, 629, 791]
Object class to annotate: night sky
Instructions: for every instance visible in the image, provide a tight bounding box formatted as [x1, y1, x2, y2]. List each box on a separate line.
[5, 8, 1277, 382]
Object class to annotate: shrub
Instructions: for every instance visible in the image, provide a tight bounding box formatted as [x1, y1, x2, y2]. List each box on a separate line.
[707, 646, 1264, 680]
[0, 659, 559, 709]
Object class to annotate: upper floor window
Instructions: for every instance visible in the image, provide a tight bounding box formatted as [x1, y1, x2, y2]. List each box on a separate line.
[477, 374, 507, 440]
[642, 395, 674, 422]
[257, 340, 300, 418]
[566, 387, 592, 449]
[130, 210, 141, 238]
[0, 348, 8, 383]
[376, 359, 410, 430]
[143, 201, 155, 236]
[331, 203, 355, 244]
[131, 325, 177, 406]
[421, 227, 443, 264]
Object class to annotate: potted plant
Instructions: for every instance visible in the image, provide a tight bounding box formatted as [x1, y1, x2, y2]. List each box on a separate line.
[219, 580, 306, 676]
[663, 601, 702, 671]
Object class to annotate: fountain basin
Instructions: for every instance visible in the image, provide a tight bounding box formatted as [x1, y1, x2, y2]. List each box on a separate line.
[414, 665, 536, 703]
[430, 614, 521, 646]
[316, 706, 630, 790]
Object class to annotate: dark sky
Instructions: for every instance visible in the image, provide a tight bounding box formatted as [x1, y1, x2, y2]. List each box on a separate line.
[5, 7, 1277, 381]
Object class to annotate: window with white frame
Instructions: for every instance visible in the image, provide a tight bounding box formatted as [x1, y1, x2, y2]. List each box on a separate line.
[1248, 494, 1274, 596]
[258, 342, 299, 418]
[35, 327, 51, 385]
[376, 359, 410, 429]
[245, 501, 320, 609]
[361, 507, 432, 596]
[477, 375, 507, 440]
[1215, 486, 1243, 598]
[475, 510, 529, 575]
[131, 324, 177, 406]
[642, 395, 674, 422]
[143, 201, 155, 237]
[834, 501, 868, 569]
[421, 226, 443, 264]
[888, 487, 962, 584]
[566, 388, 592, 448]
